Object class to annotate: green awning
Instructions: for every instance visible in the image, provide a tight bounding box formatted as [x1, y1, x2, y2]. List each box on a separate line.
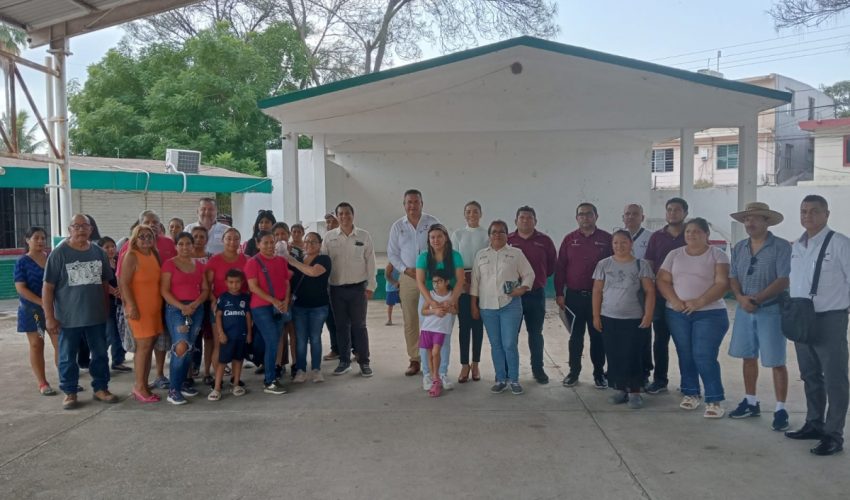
[0, 166, 272, 193]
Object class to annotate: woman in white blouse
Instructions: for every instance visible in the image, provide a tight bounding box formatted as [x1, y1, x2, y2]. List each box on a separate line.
[450, 201, 489, 383]
[471, 220, 535, 395]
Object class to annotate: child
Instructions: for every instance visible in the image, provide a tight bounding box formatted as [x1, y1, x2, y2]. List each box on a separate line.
[419, 269, 457, 397]
[385, 263, 400, 326]
[210, 269, 252, 401]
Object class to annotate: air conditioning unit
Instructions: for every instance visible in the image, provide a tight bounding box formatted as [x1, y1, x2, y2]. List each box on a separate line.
[697, 147, 710, 160]
[165, 149, 201, 174]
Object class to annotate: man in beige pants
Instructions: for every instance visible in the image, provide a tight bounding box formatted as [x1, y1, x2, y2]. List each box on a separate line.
[387, 189, 440, 376]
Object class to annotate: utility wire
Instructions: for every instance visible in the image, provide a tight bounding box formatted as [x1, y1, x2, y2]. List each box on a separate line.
[652, 23, 850, 61]
[668, 33, 850, 68]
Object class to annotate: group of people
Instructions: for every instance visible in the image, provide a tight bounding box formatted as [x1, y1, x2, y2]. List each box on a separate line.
[14, 191, 849, 457]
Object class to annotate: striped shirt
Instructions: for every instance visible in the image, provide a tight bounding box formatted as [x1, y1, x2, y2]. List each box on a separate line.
[730, 232, 791, 297]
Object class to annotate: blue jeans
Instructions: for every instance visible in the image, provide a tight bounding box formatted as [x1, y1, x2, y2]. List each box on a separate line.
[252, 305, 290, 385]
[480, 298, 523, 383]
[106, 306, 125, 366]
[293, 305, 328, 372]
[666, 308, 730, 403]
[165, 303, 204, 391]
[58, 323, 109, 394]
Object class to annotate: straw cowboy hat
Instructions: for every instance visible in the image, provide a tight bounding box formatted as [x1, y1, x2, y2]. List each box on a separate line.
[730, 201, 783, 226]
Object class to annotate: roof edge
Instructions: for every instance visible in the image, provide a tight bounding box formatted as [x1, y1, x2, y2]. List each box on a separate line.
[259, 36, 792, 110]
[799, 117, 850, 131]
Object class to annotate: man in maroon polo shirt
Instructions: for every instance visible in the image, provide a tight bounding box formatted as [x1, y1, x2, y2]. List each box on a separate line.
[555, 202, 613, 389]
[508, 206, 557, 384]
[642, 197, 688, 394]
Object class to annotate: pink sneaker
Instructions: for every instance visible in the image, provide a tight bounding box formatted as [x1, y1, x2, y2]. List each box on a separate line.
[428, 379, 442, 398]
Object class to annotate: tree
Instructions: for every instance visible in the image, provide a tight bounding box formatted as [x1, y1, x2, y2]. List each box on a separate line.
[0, 25, 27, 118]
[0, 110, 46, 154]
[821, 80, 850, 117]
[769, 0, 850, 28]
[69, 22, 311, 174]
[128, 0, 558, 85]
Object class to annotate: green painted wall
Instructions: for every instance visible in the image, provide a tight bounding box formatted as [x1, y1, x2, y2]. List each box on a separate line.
[0, 259, 17, 300]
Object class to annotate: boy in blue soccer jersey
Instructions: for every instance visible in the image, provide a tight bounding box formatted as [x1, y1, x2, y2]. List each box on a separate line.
[210, 269, 252, 400]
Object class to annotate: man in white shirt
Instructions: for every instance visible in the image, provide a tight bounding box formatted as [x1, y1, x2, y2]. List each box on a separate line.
[622, 204, 651, 260]
[784, 195, 850, 456]
[323, 202, 377, 378]
[185, 197, 230, 255]
[387, 189, 440, 376]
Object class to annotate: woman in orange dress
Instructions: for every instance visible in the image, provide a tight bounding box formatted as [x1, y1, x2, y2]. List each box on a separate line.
[120, 225, 163, 402]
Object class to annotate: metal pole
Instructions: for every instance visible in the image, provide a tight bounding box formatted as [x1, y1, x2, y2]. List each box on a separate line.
[51, 38, 72, 236]
[45, 56, 58, 244]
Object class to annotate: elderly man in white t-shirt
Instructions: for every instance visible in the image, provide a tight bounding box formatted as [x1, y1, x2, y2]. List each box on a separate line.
[185, 197, 230, 255]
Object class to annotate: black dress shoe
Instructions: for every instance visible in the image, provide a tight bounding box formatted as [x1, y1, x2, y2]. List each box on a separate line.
[811, 437, 843, 456]
[785, 423, 824, 440]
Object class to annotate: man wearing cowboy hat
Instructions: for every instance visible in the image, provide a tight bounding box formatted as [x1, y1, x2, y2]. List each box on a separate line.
[726, 202, 792, 432]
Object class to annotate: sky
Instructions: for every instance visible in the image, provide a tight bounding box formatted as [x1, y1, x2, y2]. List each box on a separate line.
[8, 0, 850, 137]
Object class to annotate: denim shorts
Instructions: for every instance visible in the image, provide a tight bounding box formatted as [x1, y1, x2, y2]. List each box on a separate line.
[728, 303, 787, 367]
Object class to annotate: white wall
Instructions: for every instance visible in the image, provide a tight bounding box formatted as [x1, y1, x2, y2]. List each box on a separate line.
[327, 133, 653, 251]
[649, 185, 850, 244]
[74, 189, 214, 240]
[265, 149, 326, 231]
[806, 134, 850, 185]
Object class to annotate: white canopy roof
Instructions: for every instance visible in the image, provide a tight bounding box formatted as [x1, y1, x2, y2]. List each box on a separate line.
[260, 37, 790, 152]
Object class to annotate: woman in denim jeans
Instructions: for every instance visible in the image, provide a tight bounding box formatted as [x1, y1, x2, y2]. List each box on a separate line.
[470, 220, 535, 395]
[161, 232, 209, 405]
[284, 232, 331, 384]
[656, 218, 730, 418]
[244, 231, 292, 395]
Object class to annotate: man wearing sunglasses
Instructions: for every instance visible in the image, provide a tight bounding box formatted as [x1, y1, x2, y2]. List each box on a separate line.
[727, 202, 791, 432]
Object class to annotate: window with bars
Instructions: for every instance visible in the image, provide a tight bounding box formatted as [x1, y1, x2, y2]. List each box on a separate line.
[651, 148, 674, 173]
[0, 188, 51, 249]
[717, 144, 739, 170]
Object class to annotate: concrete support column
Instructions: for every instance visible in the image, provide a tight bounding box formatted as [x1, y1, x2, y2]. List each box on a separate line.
[734, 116, 759, 244]
[679, 128, 696, 208]
[311, 134, 327, 227]
[50, 37, 72, 236]
[282, 132, 300, 223]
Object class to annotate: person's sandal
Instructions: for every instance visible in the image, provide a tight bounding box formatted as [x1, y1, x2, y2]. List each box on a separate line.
[207, 389, 221, 401]
[232, 385, 246, 397]
[704, 403, 725, 419]
[680, 395, 702, 410]
[458, 365, 470, 384]
[39, 383, 57, 396]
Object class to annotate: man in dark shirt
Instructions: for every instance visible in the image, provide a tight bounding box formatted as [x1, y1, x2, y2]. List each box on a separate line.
[555, 203, 613, 389]
[508, 206, 557, 384]
[642, 197, 688, 394]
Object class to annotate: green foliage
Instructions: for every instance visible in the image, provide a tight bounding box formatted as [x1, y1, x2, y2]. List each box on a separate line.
[821, 80, 850, 118]
[69, 22, 311, 173]
[1, 110, 45, 154]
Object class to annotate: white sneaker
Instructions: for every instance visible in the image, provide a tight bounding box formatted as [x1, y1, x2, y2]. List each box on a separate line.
[312, 369, 324, 383]
[440, 374, 454, 390]
[293, 370, 307, 384]
[422, 374, 432, 391]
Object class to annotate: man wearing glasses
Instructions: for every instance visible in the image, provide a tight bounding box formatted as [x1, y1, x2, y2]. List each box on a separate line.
[186, 197, 230, 254]
[323, 202, 377, 377]
[555, 203, 613, 389]
[726, 202, 791, 432]
[43, 214, 119, 409]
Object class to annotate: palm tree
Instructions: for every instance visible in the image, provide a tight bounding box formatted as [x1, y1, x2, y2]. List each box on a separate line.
[0, 25, 27, 121]
[1, 110, 45, 153]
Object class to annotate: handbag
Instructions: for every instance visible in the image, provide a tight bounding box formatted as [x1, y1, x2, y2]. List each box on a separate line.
[779, 231, 834, 344]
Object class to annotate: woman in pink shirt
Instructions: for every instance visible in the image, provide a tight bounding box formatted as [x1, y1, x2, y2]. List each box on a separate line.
[244, 230, 291, 395]
[657, 218, 730, 419]
[161, 232, 209, 405]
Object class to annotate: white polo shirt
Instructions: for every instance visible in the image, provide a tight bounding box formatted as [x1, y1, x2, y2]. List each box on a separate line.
[630, 227, 652, 260]
[789, 226, 850, 312]
[387, 213, 440, 273]
[186, 221, 230, 255]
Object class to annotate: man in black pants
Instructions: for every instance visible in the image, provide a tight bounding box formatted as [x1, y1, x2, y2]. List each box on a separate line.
[322, 203, 377, 377]
[555, 203, 613, 389]
[642, 197, 688, 394]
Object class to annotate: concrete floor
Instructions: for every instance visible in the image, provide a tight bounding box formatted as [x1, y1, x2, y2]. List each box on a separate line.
[0, 300, 847, 500]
